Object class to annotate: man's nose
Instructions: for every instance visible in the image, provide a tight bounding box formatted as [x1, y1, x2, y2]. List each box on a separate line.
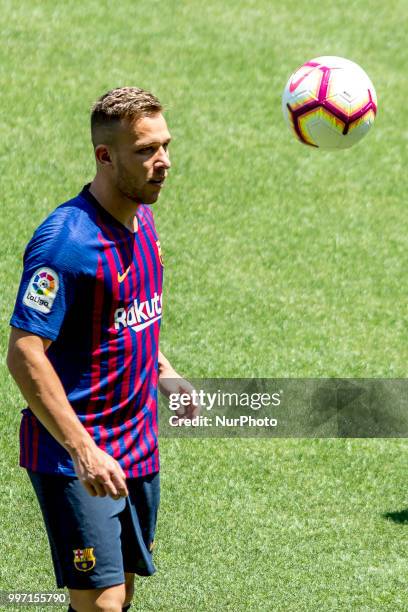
[155, 146, 171, 169]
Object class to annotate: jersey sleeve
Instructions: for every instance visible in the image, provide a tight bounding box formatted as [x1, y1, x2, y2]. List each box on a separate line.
[10, 219, 80, 341]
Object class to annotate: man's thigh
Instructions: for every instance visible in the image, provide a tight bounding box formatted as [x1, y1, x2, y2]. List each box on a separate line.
[27, 470, 160, 589]
[28, 470, 127, 590]
[121, 472, 160, 575]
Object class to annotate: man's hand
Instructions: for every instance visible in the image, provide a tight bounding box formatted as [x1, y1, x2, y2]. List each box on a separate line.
[71, 440, 129, 499]
[158, 362, 200, 422]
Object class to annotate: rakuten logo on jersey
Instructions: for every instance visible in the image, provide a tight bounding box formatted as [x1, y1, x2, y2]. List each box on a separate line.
[114, 292, 162, 332]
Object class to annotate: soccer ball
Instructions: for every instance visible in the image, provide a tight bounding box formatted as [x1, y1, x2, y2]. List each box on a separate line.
[282, 56, 377, 149]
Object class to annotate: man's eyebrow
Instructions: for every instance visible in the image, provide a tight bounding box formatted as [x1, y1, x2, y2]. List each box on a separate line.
[134, 136, 172, 148]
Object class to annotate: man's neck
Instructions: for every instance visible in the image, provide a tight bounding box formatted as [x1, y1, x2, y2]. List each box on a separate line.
[89, 176, 139, 233]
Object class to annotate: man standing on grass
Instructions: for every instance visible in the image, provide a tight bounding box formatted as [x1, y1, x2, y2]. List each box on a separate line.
[7, 87, 196, 612]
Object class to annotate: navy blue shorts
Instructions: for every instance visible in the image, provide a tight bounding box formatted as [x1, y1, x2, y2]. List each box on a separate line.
[27, 470, 160, 590]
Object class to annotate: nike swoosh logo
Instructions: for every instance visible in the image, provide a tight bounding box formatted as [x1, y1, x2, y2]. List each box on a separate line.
[289, 62, 319, 93]
[117, 266, 130, 283]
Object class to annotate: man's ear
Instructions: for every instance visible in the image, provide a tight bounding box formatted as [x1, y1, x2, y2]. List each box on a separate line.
[94, 144, 113, 166]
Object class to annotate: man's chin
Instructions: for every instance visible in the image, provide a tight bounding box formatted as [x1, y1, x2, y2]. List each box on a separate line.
[119, 190, 158, 205]
[118, 185, 162, 205]
[141, 189, 162, 205]
[139, 196, 159, 205]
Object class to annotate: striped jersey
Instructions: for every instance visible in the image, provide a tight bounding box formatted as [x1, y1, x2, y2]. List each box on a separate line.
[10, 185, 163, 477]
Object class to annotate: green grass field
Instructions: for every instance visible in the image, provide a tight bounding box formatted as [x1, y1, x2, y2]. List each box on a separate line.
[1, 0, 408, 609]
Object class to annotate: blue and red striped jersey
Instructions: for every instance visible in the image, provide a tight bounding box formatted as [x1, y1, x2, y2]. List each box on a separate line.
[10, 185, 163, 477]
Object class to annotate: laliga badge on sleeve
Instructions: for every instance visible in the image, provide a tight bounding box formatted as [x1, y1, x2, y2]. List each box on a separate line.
[23, 267, 59, 314]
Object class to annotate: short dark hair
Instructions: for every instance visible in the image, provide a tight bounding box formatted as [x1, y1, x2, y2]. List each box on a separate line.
[90, 87, 163, 147]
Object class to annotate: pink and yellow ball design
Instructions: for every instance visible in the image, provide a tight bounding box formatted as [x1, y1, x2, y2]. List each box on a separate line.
[282, 56, 377, 149]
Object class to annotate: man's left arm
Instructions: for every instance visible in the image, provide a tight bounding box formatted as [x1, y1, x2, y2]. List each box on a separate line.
[158, 350, 199, 419]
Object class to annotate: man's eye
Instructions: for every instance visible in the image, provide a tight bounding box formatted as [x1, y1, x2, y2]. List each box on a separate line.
[138, 147, 154, 154]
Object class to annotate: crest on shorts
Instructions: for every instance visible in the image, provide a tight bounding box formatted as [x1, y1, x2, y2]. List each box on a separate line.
[73, 547, 96, 572]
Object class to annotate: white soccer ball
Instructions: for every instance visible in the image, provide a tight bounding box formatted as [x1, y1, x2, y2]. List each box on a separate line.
[282, 56, 377, 149]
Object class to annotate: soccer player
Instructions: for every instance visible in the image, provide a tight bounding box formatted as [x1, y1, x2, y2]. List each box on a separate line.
[7, 87, 197, 612]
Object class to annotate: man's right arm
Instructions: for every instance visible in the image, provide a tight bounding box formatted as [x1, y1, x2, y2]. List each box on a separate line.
[7, 327, 128, 499]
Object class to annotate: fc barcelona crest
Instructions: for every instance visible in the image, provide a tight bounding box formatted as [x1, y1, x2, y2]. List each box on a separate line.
[73, 547, 96, 572]
[156, 240, 164, 266]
